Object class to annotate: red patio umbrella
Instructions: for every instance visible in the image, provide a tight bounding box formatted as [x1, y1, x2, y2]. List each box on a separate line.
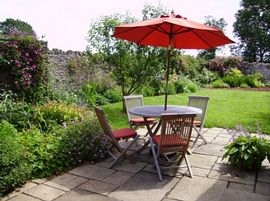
[113, 11, 234, 110]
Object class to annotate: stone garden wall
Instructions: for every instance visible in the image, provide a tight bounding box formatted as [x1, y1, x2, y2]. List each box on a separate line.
[47, 49, 270, 91]
[48, 49, 101, 90]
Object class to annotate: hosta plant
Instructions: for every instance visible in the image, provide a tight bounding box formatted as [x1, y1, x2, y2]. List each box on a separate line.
[223, 124, 270, 170]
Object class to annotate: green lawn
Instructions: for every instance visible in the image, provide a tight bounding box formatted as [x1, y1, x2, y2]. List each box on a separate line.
[102, 89, 270, 134]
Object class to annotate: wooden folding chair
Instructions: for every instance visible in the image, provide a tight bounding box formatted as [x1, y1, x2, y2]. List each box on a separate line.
[124, 95, 157, 132]
[94, 106, 139, 168]
[150, 113, 195, 181]
[188, 96, 209, 146]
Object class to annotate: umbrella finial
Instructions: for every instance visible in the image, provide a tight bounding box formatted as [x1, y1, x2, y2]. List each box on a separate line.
[171, 10, 175, 16]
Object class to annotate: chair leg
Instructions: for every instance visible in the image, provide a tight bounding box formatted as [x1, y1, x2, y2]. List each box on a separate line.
[109, 135, 140, 168]
[192, 126, 207, 146]
[184, 154, 193, 178]
[150, 138, 162, 181]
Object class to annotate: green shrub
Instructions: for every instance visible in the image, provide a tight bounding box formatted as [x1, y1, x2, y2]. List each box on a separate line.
[209, 79, 230, 88]
[167, 82, 176, 95]
[95, 94, 109, 105]
[0, 35, 48, 103]
[0, 121, 32, 197]
[240, 83, 249, 88]
[34, 101, 90, 132]
[223, 125, 270, 170]
[103, 88, 122, 103]
[245, 74, 265, 88]
[0, 91, 34, 131]
[82, 82, 97, 107]
[174, 77, 199, 93]
[19, 128, 62, 177]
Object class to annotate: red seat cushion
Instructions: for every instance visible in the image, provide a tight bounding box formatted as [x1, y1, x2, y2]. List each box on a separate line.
[153, 134, 188, 147]
[193, 120, 201, 126]
[130, 117, 156, 125]
[113, 128, 137, 140]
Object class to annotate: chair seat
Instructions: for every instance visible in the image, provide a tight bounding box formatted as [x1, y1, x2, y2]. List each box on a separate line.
[130, 117, 156, 125]
[153, 134, 188, 147]
[193, 120, 201, 126]
[113, 128, 137, 140]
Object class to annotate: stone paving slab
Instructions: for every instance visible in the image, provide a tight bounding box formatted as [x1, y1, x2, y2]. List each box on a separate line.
[167, 176, 227, 201]
[24, 184, 65, 201]
[211, 136, 231, 145]
[6, 194, 41, 201]
[109, 171, 178, 201]
[103, 170, 134, 186]
[208, 163, 256, 185]
[228, 182, 254, 193]
[77, 179, 118, 195]
[189, 153, 218, 169]
[257, 169, 270, 183]
[220, 189, 270, 201]
[54, 189, 120, 201]
[97, 158, 148, 173]
[44, 173, 87, 191]
[194, 143, 225, 156]
[143, 164, 186, 178]
[69, 164, 115, 180]
[255, 182, 270, 196]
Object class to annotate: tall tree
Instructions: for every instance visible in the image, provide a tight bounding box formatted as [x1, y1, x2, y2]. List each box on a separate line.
[197, 16, 227, 60]
[0, 18, 36, 37]
[87, 4, 170, 110]
[233, 0, 270, 62]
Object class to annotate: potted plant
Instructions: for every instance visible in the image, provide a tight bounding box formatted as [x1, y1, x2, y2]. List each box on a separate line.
[223, 124, 270, 170]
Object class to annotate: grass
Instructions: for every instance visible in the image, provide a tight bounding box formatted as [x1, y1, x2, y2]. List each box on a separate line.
[102, 88, 270, 134]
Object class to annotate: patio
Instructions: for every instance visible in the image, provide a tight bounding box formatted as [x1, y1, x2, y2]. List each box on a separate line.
[3, 127, 270, 201]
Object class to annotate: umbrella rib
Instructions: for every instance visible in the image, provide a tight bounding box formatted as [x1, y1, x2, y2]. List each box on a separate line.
[206, 30, 233, 42]
[137, 24, 164, 44]
[113, 26, 141, 37]
[191, 30, 213, 48]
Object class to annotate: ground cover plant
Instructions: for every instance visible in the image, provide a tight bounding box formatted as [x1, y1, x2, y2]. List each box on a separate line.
[102, 88, 270, 134]
[0, 100, 108, 197]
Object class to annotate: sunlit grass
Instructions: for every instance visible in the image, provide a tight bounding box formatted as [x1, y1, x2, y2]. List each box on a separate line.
[102, 89, 270, 134]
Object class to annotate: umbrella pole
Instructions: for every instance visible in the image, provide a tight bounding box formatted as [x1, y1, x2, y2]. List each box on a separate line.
[164, 48, 171, 110]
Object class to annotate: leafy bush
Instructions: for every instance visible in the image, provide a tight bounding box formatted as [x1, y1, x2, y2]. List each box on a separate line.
[167, 82, 176, 95]
[0, 91, 33, 131]
[34, 101, 89, 132]
[139, 86, 156, 97]
[245, 74, 265, 88]
[0, 121, 32, 197]
[209, 79, 230, 88]
[82, 82, 97, 107]
[207, 56, 243, 76]
[174, 77, 199, 93]
[103, 88, 122, 103]
[223, 68, 244, 87]
[223, 125, 270, 170]
[0, 35, 47, 103]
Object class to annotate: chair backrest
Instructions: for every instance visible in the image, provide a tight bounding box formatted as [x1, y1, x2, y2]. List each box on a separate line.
[123, 95, 144, 121]
[158, 113, 195, 153]
[94, 106, 120, 148]
[188, 96, 209, 126]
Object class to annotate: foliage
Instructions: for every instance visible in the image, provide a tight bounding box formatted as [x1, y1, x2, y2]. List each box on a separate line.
[0, 90, 33, 131]
[174, 77, 199, 93]
[34, 101, 89, 132]
[82, 82, 97, 107]
[233, 0, 270, 62]
[0, 18, 36, 37]
[197, 16, 227, 59]
[0, 121, 32, 197]
[0, 102, 109, 196]
[207, 56, 243, 76]
[103, 88, 122, 103]
[244, 73, 265, 88]
[178, 55, 216, 85]
[87, 4, 174, 110]
[209, 79, 230, 88]
[223, 68, 244, 87]
[0, 35, 48, 103]
[223, 125, 270, 170]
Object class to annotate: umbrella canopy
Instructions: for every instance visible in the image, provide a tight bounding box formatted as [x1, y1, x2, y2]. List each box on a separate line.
[113, 11, 234, 110]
